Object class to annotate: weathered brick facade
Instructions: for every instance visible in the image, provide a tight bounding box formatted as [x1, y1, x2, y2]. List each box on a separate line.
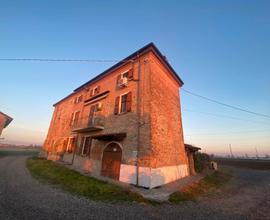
[43, 43, 190, 188]
[0, 112, 13, 137]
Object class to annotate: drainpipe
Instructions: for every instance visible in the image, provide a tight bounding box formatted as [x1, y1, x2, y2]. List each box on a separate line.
[136, 53, 141, 186]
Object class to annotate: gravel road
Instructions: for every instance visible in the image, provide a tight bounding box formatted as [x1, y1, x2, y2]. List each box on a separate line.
[0, 154, 269, 220]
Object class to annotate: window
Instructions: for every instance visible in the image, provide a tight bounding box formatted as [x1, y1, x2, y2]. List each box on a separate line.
[122, 71, 129, 79]
[66, 137, 76, 153]
[81, 136, 92, 156]
[62, 138, 68, 152]
[114, 92, 132, 114]
[120, 94, 128, 113]
[90, 85, 100, 97]
[74, 95, 83, 104]
[89, 103, 102, 116]
[70, 111, 80, 126]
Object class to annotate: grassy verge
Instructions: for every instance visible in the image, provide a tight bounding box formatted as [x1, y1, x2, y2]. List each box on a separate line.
[169, 171, 231, 203]
[27, 157, 151, 203]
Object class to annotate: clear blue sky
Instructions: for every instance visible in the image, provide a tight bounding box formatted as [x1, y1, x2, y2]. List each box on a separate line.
[1, 0, 269, 156]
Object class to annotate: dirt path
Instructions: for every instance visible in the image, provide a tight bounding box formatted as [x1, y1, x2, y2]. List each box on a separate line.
[0, 153, 269, 220]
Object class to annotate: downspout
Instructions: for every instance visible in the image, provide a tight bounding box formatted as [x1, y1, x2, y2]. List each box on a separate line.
[136, 53, 141, 186]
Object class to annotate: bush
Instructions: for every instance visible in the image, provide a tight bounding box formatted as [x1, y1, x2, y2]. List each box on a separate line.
[194, 152, 210, 173]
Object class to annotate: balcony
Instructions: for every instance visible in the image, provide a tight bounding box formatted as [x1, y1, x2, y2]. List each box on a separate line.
[71, 115, 105, 133]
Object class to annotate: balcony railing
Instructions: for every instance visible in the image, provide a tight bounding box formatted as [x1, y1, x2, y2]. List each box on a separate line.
[71, 115, 105, 133]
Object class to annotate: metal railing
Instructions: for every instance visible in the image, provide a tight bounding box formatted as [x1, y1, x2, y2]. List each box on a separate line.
[71, 115, 105, 132]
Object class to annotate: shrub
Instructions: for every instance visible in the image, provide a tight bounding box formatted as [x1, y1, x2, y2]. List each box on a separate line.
[194, 152, 210, 173]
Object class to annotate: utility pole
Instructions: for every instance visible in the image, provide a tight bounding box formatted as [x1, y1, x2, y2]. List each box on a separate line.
[255, 147, 259, 159]
[229, 144, 234, 158]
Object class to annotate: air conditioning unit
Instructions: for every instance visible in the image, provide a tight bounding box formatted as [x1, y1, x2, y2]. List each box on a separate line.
[118, 77, 128, 87]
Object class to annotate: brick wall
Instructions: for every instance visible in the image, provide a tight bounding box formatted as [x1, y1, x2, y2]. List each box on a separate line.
[147, 52, 188, 167]
[43, 53, 151, 166]
[43, 48, 188, 172]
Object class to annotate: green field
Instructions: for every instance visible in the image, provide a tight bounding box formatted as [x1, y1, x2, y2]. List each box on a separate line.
[0, 148, 39, 157]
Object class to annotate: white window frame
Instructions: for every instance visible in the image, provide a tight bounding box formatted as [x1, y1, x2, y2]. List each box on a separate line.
[74, 95, 83, 104]
[119, 92, 129, 114]
[120, 70, 129, 79]
[81, 136, 92, 156]
[90, 86, 99, 96]
[71, 110, 80, 126]
[66, 137, 75, 152]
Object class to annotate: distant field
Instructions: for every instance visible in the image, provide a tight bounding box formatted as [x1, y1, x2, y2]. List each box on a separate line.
[0, 147, 40, 157]
[215, 158, 270, 170]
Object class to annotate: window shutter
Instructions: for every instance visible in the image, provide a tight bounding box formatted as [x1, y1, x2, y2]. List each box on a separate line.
[71, 137, 76, 153]
[114, 96, 120, 114]
[86, 138, 92, 156]
[116, 74, 121, 86]
[127, 92, 132, 112]
[62, 139, 67, 152]
[128, 68, 133, 79]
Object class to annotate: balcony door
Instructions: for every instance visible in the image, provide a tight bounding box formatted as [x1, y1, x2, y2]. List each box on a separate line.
[88, 105, 96, 125]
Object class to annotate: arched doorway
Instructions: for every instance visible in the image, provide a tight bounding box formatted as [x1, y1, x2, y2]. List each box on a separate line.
[101, 142, 122, 180]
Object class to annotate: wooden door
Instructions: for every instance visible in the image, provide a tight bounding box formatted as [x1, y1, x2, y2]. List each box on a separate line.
[101, 143, 122, 180]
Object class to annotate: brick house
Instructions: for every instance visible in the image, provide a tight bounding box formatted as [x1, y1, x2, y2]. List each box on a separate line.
[0, 112, 13, 137]
[42, 43, 193, 188]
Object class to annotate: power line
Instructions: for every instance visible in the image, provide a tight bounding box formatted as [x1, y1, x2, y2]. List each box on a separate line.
[182, 89, 270, 119]
[0, 58, 133, 63]
[184, 129, 270, 136]
[182, 109, 270, 125]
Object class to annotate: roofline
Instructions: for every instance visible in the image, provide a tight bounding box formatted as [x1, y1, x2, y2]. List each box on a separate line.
[0, 112, 13, 128]
[185, 144, 201, 151]
[53, 42, 184, 107]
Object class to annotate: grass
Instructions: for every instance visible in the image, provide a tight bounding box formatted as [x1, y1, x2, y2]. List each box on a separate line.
[169, 171, 231, 203]
[0, 149, 39, 158]
[26, 157, 151, 203]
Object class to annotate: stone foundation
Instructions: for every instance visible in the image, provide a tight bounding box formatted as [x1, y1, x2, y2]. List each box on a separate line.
[119, 164, 189, 188]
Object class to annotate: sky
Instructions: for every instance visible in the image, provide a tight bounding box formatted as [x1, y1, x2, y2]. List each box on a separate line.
[0, 0, 269, 156]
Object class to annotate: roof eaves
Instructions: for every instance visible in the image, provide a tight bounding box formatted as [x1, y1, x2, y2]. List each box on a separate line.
[0, 112, 13, 128]
[53, 42, 184, 107]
